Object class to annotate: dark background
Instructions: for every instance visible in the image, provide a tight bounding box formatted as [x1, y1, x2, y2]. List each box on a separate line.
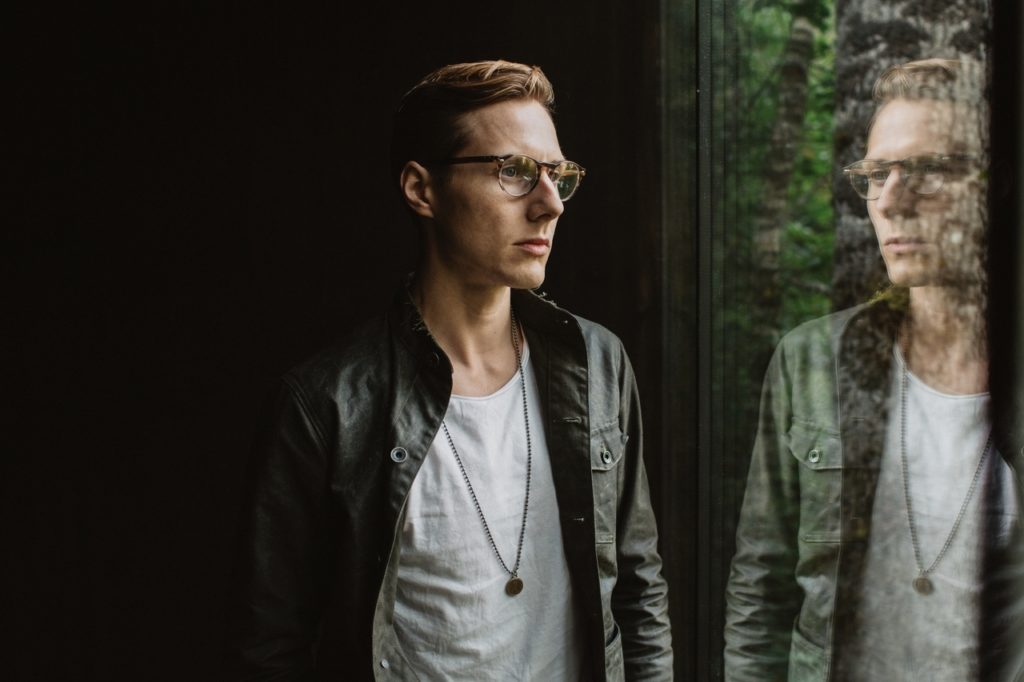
[9, 4, 682, 680]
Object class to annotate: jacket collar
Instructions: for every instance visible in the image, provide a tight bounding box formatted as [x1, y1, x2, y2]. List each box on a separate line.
[386, 275, 582, 373]
[835, 294, 904, 469]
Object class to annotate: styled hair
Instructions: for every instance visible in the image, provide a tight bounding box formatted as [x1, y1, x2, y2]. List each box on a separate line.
[390, 60, 556, 184]
[868, 58, 986, 135]
[873, 58, 963, 103]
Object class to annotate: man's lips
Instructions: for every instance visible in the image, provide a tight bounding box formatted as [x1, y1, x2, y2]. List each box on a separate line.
[516, 238, 550, 255]
[884, 236, 929, 254]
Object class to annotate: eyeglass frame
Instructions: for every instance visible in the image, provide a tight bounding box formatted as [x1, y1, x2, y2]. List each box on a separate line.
[842, 153, 976, 201]
[424, 154, 587, 201]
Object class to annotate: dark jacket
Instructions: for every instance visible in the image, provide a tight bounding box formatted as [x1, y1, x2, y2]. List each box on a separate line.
[723, 299, 1024, 681]
[227, 286, 673, 680]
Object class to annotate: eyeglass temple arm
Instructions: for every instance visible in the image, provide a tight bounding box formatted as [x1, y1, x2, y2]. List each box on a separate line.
[426, 155, 586, 176]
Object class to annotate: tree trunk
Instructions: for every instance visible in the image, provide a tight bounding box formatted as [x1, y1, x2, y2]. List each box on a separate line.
[752, 15, 816, 343]
[832, 0, 990, 309]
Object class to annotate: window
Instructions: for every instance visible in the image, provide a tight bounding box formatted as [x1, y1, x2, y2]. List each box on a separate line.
[648, 0, 1024, 678]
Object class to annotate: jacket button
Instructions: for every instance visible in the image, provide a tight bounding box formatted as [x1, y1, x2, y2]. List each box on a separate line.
[380, 658, 390, 670]
[601, 448, 613, 464]
[390, 447, 408, 463]
[808, 448, 821, 464]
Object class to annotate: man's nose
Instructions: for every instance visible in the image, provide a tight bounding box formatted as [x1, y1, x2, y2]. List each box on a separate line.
[530, 171, 565, 218]
[875, 167, 919, 217]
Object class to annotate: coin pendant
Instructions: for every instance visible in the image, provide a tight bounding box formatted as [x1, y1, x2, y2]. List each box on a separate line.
[505, 576, 524, 596]
[913, 576, 934, 595]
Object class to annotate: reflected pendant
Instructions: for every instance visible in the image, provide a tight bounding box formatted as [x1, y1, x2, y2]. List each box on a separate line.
[505, 576, 524, 596]
[913, 575, 934, 595]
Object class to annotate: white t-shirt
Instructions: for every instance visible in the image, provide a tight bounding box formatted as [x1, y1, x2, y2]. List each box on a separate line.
[393, 342, 584, 681]
[847, 346, 1018, 681]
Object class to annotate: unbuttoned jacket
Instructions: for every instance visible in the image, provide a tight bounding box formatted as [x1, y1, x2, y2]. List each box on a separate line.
[724, 298, 1024, 681]
[228, 286, 674, 681]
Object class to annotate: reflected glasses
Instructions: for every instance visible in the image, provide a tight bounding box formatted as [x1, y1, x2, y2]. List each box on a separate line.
[428, 154, 586, 201]
[843, 154, 975, 200]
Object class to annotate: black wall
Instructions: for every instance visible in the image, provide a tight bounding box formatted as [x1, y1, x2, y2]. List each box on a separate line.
[10, 4, 665, 680]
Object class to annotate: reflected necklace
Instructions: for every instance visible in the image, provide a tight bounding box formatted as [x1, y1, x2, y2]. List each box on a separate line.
[440, 308, 532, 597]
[899, 360, 992, 595]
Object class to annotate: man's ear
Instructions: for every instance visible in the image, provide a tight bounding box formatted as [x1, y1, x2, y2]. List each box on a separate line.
[400, 161, 436, 219]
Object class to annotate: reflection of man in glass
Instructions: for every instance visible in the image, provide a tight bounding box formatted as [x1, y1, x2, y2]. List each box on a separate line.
[724, 59, 1022, 681]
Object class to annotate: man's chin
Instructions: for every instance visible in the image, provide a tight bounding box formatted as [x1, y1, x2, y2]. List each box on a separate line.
[885, 258, 938, 289]
[508, 266, 547, 291]
[890, 270, 985, 290]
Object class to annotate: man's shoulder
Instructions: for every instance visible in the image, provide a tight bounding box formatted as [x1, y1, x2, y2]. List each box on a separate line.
[568, 311, 633, 389]
[282, 313, 394, 400]
[515, 289, 632, 387]
[573, 313, 625, 354]
[776, 297, 903, 360]
[775, 303, 873, 355]
[515, 288, 626, 359]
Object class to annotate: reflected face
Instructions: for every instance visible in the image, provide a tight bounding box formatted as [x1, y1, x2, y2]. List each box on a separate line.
[425, 99, 565, 290]
[865, 99, 985, 288]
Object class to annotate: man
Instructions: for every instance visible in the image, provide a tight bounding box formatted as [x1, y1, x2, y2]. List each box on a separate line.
[724, 59, 1023, 680]
[228, 60, 673, 680]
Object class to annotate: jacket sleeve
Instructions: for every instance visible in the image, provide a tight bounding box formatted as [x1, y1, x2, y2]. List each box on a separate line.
[225, 378, 334, 681]
[723, 344, 802, 681]
[613, 346, 675, 680]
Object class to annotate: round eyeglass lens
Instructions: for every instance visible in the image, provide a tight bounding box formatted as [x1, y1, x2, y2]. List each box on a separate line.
[848, 157, 953, 200]
[555, 163, 582, 201]
[906, 162, 944, 195]
[847, 170, 871, 199]
[498, 156, 539, 197]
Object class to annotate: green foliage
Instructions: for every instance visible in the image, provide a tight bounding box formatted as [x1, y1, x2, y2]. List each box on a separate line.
[711, 0, 837, 445]
[779, 29, 835, 331]
[736, 0, 836, 336]
[749, 0, 831, 29]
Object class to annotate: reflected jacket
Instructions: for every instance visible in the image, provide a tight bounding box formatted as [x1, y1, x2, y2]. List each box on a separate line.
[723, 298, 1024, 681]
[227, 286, 674, 681]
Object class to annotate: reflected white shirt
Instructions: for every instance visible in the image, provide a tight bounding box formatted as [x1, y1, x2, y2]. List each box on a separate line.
[847, 346, 1018, 681]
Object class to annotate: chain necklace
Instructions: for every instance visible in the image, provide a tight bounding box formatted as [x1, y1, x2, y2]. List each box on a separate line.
[899, 360, 992, 596]
[441, 308, 533, 597]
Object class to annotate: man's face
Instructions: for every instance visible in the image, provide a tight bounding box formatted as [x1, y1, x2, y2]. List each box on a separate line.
[865, 98, 985, 288]
[424, 99, 565, 291]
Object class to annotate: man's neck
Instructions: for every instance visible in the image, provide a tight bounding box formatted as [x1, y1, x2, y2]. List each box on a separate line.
[414, 266, 521, 398]
[903, 284, 988, 395]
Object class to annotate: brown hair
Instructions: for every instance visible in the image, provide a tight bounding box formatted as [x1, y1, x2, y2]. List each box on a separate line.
[873, 58, 963, 103]
[390, 60, 556, 184]
[868, 58, 986, 135]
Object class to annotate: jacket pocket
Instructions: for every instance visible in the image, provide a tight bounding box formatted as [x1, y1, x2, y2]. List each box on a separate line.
[788, 421, 842, 543]
[603, 622, 625, 682]
[591, 421, 626, 545]
[788, 623, 830, 681]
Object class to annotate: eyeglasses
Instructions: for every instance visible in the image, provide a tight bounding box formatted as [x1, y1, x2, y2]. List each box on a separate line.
[428, 154, 586, 201]
[843, 154, 975, 200]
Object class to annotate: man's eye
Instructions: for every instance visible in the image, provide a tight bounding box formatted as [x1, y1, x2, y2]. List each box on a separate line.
[501, 166, 519, 178]
[868, 170, 889, 183]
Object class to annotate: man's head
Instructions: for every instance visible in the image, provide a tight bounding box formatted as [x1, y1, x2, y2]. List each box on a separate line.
[846, 59, 987, 289]
[391, 61, 556, 185]
[394, 60, 582, 291]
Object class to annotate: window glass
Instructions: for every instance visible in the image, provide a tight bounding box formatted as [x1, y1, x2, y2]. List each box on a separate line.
[700, 1, 1022, 679]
